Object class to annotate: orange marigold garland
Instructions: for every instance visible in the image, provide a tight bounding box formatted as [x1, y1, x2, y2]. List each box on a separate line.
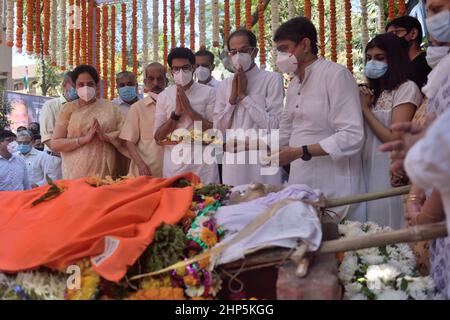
[68, 0, 73, 66]
[190, 0, 195, 50]
[75, 0, 81, 65]
[102, 5, 108, 99]
[180, 0, 185, 47]
[330, 0, 337, 62]
[199, 0, 206, 49]
[132, 0, 137, 75]
[171, 0, 175, 48]
[245, 0, 251, 30]
[26, 0, 35, 54]
[44, 0, 50, 57]
[81, 0, 87, 64]
[388, 0, 395, 21]
[235, 0, 241, 30]
[121, 2, 126, 71]
[344, 0, 353, 73]
[318, 0, 325, 57]
[224, 0, 230, 42]
[257, 0, 265, 69]
[304, 0, 311, 20]
[398, 0, 406, 16]
[87, 0, 94, 65]
[163, 0, 168, 68]
[16, 0, 24, 53]
[110, 5, 116, 99]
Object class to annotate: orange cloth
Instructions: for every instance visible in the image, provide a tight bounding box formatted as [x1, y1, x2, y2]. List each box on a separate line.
[0, 173, 199, 282]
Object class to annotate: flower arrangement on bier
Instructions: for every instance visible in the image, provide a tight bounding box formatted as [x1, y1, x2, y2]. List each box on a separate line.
[171, 0, 176, 48]
[68, 0, 74, 66]
[102, 5, 108, 99]
[388, 0, 395, 21]
[26, 0, 35, 54]
[235, 0, 241, 29]
[330, 0, 337, 62]
[153, 0, 159, 61]
[121, 3, 126, 71]
[44, 0, 51, 57]
[271, 0, 279, 71]
[6, 0, 15, 47]
[81, 0, 87, 64]
[110, 5, 116, 99]
[65, 259, 101, 300]
[360, 0, 369, 50]
[258, 0, 266, 69]
[245, 0, 251, 30]
[51, 0, 57, 66]
[304, 0, 311, 20]
[224, 0, 230, 42]
[199, 0, 206, 49]
[74, 0, 81, 65]
[212, 0, 219, 47]
[142, 0, 148, 63]
[398, 0, 406, 16]
[163, 0, 168, 68]
[318, 0, 325, 56]
[132, 0, 137, 74]
[338, 221, 443, 300]
[180, 0, 185, 47]
[16, 0, 24, 52]
[190, 0, 195, 50]
[345, 0, 353, 73]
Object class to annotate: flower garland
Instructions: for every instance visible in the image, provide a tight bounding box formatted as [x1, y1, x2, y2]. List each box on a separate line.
[16, 0, 24, 52]
[0, 0, 3, 45]
[180, 0, 185, 47]
[345, 0, 353, 73]
[51, 0, 57, 66]
[59, 0, 66, 70]
[68, 0, 74, 67]
[271, 0, 279, 71]
[87, 0, 94, 65]
[171, 0, 175, 48]
[245, 0, 251, 30]
[102, 5, 108, 99]
[81, 0, 87, 64]
[121, 2, 126, 71]
[153, 0, 159, 62]
[44, 0, 50, 56]
[212, 0, 219, 47]
[142, 0, 148, 63]
[189, 0, 195, 50]
[304, 0, 311, 20]
[318, 0, 325, 57]
[110, 5, 116, 100]
[288, 0, 295, 20]
[199, 0, 206, 49]
[388, 0, 395, 21]
[360, 0, 369, 50]
[26, 0, 35, 54]
[6, 0, 14, 47]
[398, 0, 406, 16]
[74, 0, 80, 65]
[258, 0, 265, 69]
[132, 0, 137, 74]
[338, 221, 443, 300]
[330, 0, 337, 62]
[95, 6, 100, 93]
[224, 0, 230, 42]
[235, 0, 241, 30]
[378, 0, 386, 33]
[163, 0, 168, 68]
[35, 0, 41, 54]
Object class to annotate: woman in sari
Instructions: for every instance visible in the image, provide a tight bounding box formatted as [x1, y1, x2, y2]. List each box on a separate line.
[52, 65, 126, 179]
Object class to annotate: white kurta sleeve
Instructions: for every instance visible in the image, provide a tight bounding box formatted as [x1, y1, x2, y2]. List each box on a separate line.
[153, 91, 169, 136]
[213, 80, 236, 133]
[205, 87, 216, 122]
[405, 108, 450, 194]
[279, 96, 294, 147]
[318, 68, 364, 160]
[240, 72, 284, 130]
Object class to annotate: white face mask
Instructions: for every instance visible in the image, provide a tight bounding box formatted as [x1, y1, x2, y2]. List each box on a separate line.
[426, 46, 450, 69]
[77, 86, 96, 102]
[276, 51, 298, 74]
[426, 10, 450, 43]
[231, 52, 253, 72]
[195, 66, 211, 82]
[7, 141, 18, 154]
[173, 70, 193, 87]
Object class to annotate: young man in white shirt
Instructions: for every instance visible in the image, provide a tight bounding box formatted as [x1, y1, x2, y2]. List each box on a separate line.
[112, 71, 140, 116]
[0, 130, 30, 191]
[15, 130, 49, 188]
[154, 47, 219, 183]
[194, 49, 221, 89]
[272, 17, 366, 221]
[214, 29, 285, 186]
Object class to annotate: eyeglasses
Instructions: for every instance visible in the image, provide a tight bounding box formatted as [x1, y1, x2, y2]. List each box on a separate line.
[171, 65, 193, 73]
[228, 47, 256, 56]
[388, 28, 408, 36]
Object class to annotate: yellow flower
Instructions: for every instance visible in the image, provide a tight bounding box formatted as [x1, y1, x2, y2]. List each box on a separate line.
[199, 258, 210, 269]
[200, 227, 218, 247]
[183, 274, 198, 286]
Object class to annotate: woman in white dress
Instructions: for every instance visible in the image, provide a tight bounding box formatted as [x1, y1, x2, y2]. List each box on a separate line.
[360, 33, 423, 229]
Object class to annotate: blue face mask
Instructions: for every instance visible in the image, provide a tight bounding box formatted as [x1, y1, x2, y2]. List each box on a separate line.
[18, 144, 32, 154]
[426, 10, 450, 43]
[118, 86, 137, 102]
[67, 87, 79, 101]
[364, 60, 388, 79]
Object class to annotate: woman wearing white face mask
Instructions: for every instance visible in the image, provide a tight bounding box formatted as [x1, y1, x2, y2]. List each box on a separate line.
[51, 65, 126, 179]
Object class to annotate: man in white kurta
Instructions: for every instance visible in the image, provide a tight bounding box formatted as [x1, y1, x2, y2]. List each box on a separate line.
[214, 30, 284, 186]
[154, 47, 219, 184]
[273, 17, 366, 220]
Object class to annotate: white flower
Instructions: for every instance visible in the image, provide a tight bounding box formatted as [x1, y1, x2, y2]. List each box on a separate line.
[185, 285, 205, 298]
[361, 254, 385, 265]
[338, 253, 358, 283]
[344, 282, 363, 299]
[366, 264, 401, 293]
[377, 289, 408, 300]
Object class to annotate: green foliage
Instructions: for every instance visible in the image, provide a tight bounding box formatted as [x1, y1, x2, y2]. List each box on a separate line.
[0, 87, 12, 129]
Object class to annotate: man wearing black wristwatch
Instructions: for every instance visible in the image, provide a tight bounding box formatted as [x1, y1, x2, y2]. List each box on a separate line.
[153, 47, 220, 184]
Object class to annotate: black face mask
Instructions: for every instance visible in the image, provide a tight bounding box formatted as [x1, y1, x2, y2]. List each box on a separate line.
[398, 35, 411, 51]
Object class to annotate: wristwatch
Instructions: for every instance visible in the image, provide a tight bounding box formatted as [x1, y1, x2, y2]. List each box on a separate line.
[301, 145, 312, 161]
[170, 111, 181, 121]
